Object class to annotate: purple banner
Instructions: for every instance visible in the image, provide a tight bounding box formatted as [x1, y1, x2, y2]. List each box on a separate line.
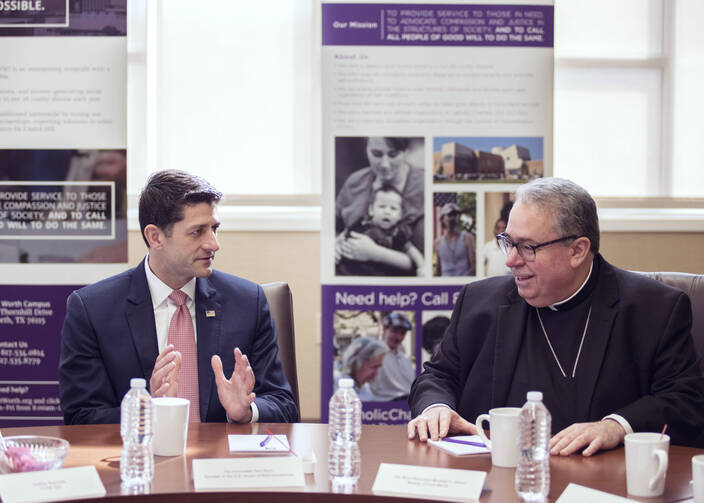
[0, 0, 66, 26]
[0, 150, 127, 263]
[321, 284, 463, 424]
[0, 284, 79, 426]
[322, 3, 553, 47]
[0, 0, 126, 36]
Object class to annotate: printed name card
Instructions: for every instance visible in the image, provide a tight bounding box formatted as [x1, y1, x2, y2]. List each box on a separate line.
[192, 456, 304, 491]
[372, 463, 486, 502]
[0, 465, 106, 503]
[557, 483, 638, 503]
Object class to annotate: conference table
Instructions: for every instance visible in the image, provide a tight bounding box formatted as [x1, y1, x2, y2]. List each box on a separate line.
[2, 422, 702, 502]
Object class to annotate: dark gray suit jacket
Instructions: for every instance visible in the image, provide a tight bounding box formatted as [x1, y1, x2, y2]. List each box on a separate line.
[409, 256, 704, 446]
[59, 259, 298, 424]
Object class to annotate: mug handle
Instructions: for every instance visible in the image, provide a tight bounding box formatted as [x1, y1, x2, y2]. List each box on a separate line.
[649, 449, 669, 491]
[475, 414, 492, 451]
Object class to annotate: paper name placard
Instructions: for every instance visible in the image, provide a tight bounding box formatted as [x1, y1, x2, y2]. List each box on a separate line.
[0, 465, 106, 503]
[192, 457, 304, 491]
[557, 483, 638, 503]
[372, 463, 486, 502]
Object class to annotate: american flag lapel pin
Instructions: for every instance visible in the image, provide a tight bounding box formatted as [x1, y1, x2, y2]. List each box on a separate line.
[205, 310, 216, 318]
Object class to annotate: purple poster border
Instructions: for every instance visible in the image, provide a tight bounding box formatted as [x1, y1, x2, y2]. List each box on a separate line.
[0, 284, 81, 426]
[323, 3, 553, 47]
[0, 0, 126, 36]
[321, 284, 464, 424]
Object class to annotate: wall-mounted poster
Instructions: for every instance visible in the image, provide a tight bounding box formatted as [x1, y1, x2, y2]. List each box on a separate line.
[0, 0, 127, 426]
[321, 1, 554, 424]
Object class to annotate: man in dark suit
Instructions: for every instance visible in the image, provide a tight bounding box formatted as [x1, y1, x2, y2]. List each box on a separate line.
[59, 170, 298, 424]
[408, 177, 704, 455]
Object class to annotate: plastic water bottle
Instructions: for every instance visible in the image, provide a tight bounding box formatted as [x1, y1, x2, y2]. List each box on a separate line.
[120, 378, 154, 487]
[328, 378, 362, 491]
[515, 391, 551, 502]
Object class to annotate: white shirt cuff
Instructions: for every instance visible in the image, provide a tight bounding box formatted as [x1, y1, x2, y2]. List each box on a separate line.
[602, 414, 633, 438]
[250, 401, 259, 423]
[421, 403, 452, 416]
[226, 402, 259, 424]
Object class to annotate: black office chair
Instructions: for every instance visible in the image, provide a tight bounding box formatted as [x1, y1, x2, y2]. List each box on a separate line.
[261, 282, 300, 414]
[636, 271, 704, 373]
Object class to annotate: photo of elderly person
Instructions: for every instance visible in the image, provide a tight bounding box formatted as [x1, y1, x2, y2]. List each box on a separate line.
[338, 336, 388, 402]
[335, 136, 424, 276]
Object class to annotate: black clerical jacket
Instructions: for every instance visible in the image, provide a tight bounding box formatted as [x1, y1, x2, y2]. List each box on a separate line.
[409, 255, 704, 447]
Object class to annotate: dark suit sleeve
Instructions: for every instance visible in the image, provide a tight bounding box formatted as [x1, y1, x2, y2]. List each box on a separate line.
[409, 285, 469, 416]
[59, 291, 121, 424]
[250, 286, 299, 422]
[613, 291, 704, 445]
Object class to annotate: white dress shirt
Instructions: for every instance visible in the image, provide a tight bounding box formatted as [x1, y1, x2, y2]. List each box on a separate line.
[144, 257, 197, 352]
[143, 256, 258, 423]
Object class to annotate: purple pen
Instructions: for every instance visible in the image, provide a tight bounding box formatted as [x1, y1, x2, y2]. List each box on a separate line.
[441, 437, 486, 448]
[259, 434, 273, 447]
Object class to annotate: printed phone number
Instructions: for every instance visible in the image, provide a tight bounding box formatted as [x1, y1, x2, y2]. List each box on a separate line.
[0, 357, 42, 365]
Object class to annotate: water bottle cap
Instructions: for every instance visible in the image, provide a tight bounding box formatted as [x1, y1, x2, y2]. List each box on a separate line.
[338, 378, 354, 389]
[130, 378, 147, 388]
[527, 390, 543, 401]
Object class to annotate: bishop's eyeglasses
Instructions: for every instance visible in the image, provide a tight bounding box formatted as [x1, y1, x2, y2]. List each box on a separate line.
[496, 233, 579, 262]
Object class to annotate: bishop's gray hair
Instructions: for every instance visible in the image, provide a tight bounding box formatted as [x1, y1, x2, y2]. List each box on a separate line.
[514, 177, 600, 253]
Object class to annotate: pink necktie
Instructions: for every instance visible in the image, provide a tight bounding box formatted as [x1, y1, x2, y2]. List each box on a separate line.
[168, 290, 200, 422]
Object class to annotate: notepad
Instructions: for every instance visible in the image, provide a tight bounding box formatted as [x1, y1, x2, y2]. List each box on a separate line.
[227, 434, 291, 453]
[427, 435, 491, 456]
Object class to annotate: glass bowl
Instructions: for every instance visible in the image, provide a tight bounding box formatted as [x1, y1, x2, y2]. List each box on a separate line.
[0, 436, 69, 474]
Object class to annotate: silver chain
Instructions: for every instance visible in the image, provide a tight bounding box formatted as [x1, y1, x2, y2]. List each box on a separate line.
[535, 305, 592, 378]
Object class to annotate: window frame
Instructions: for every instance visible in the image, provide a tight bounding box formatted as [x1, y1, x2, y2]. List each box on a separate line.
[125, 0, 703, 233]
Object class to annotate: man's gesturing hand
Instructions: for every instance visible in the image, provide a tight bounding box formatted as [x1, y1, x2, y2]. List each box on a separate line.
[211, 347, 256, 423]
[407, 406, 477, 442]
[149, 344, 181, 397]
[550, 419, 626, 456]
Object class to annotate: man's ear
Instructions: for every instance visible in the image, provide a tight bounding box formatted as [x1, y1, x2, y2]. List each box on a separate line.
[569, 236, 592, 267]
[143, 224, 165, 249]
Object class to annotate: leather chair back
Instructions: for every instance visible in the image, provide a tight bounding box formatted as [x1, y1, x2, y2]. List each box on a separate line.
[262, 282, 300, 413]
[637, 272, 704, 372]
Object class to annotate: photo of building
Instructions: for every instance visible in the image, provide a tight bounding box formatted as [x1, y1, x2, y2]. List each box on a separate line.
[433, 137, 543, 182]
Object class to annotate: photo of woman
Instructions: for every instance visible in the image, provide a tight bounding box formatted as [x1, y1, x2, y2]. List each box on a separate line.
[335, 136, 425, 277]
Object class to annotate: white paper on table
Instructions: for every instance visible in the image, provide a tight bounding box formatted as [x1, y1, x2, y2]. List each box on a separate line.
[427, 435, 490, 456]
[0, 465, 106, 503]
[192, 457, 304, 491]
[372, 462, 486, 502]
[228, 434, 290, 453]
[557, 483, 639, 503]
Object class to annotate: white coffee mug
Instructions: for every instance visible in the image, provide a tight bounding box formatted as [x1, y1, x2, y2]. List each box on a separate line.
[152, 397, 190, 456]
[475, 407, 521, 467]
[625, 432, 669, 497]
[693, 454, 704, 503]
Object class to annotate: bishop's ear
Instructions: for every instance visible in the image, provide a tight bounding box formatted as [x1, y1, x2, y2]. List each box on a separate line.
[569, 236, 592, 266]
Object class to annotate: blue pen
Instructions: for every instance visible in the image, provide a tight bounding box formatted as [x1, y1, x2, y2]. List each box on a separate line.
[259, 434, 273, 447]
[441, 437, 486, 448]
